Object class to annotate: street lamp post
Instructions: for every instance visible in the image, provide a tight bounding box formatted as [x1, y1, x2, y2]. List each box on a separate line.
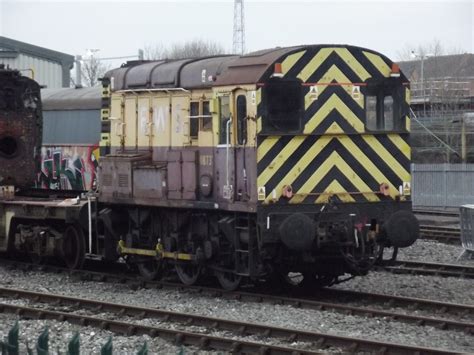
[411, 51, 432, 117]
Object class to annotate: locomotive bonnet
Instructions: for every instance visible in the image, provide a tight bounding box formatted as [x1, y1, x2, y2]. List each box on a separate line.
[97, 44, 419, 289]
[0, 65, 42, 189]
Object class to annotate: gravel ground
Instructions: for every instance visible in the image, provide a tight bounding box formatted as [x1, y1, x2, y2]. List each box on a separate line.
[0, 238, 472, 353]
[0, 297, 331, 354]
[397, 239, 474, 265]
[0, 263, 472, 354]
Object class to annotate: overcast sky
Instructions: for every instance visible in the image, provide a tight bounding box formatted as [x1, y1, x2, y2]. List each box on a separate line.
[0, 0, 472, 66]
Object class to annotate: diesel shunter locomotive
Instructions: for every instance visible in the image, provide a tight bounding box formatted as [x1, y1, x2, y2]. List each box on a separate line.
[0, 45, 419, 291]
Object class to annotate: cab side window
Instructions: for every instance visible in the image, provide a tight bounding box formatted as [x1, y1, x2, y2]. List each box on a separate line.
[190, 102, 199, 139]
[219, 96, 230, 144]
[263, 78, 302, 133]
[236, 95, 247, 145]
[201, 101, 212, 131]
[365, 78, 403, 132]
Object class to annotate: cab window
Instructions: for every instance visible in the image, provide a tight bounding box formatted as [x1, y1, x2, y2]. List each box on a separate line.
[189, 102, 199, 139]
[201, 101, 212, 131]
[365, 76, 404, 132]
[263, 78, 302, 133]
[365, 93, 399, 131]
[219, 96, 230, 144]
[236, 95, 247, 145]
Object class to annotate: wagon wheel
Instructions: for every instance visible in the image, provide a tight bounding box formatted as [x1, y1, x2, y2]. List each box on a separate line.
[137, 259, 163, 281]
[61, 224, 85, 270]
[175, 262, 201, 286]
[215, 269, 242, 291]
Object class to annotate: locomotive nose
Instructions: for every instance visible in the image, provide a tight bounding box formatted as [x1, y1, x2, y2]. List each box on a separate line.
[384, 210, 420, 248]
[279, 213, 315, 251]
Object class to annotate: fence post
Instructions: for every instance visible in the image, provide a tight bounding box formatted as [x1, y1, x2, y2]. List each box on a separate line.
[67, 333, 80, 355]
[36, 327, 49, 355]
[1, 321, 19, 355]
[136, 341, 148, 355]
[101, 337, 113, 355]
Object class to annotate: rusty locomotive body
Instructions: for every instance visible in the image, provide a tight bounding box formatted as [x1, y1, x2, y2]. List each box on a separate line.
[0, 45, 419, 290]
[0, 65, 42, 188]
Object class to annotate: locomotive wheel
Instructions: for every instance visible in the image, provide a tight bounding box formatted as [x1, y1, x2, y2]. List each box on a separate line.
[61, 224, 85, 270]
[175, 262, 201, 285]
[137, 259, 162, 281]
[215, 270, 242, 291]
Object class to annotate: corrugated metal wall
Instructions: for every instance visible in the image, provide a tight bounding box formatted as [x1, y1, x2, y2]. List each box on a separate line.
[43, 110, 101, 145]
[0, 53, 63, 88]
[412, 164, 474, 208]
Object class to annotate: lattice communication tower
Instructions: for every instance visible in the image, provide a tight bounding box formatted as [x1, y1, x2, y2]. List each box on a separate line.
[233, 0, 245, 55]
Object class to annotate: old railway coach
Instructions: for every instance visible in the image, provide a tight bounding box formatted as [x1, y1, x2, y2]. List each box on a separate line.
[99, 44, 419, 290]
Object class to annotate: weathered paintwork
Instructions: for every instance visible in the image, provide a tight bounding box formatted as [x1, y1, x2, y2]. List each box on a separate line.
[0, 67, 42, 188]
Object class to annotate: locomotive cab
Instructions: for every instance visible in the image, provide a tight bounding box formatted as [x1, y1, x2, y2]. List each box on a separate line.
[255, 50, 419, 285]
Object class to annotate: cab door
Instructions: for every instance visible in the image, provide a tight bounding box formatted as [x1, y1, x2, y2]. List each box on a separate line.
[215, 93, 235, 202]
[233, 89, 249, 202]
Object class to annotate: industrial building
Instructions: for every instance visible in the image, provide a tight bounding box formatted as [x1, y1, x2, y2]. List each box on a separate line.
[0, 36, 74, 88]
[400, 53, 474, 163]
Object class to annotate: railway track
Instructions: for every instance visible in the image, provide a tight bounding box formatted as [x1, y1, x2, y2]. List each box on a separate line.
[420, 225, 461, 244]
[0, 259, 472, 333]
[381, 260, 474, 279]
[0, 287, 462, 354]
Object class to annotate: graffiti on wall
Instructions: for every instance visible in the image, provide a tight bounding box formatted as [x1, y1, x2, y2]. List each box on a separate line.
[37, 145, 99, 191]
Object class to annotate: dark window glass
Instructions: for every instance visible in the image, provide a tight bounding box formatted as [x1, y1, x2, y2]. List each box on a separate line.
[365, 94, 398, 131]
[219, 96, 230, 144]
[365, 76, 405, 132]
[190, 102, 199, 139]
[365, 96, 378, 130]
[384, 96, 394, 131]
[236, 95, 247, 145]
[201, 101, 212, 131]
[263, 79, 302, 133]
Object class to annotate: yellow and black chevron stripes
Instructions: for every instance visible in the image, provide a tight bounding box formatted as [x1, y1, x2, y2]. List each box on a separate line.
[100, 82, 112, 156]
[257, 46, 397, 135]
[257, 133, 411, 205]
[281, 47, 387, 84]
[256, 45, 410, 205]
[405, 87, 411, 132]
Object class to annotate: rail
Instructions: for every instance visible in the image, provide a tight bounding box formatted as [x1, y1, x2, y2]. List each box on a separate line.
[0, 287, 462, 354]
[0, 260, 472, 333]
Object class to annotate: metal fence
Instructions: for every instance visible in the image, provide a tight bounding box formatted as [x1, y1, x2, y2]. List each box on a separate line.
[1, 322, 150, 355]
[412, 164, 474, 208]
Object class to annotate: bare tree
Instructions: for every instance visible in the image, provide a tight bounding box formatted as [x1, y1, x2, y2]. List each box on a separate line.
[396, 39, 464, 62]
[144, 39, 226, 60]
[143, 43, 167, 60]
[81, 56, 110, 87]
